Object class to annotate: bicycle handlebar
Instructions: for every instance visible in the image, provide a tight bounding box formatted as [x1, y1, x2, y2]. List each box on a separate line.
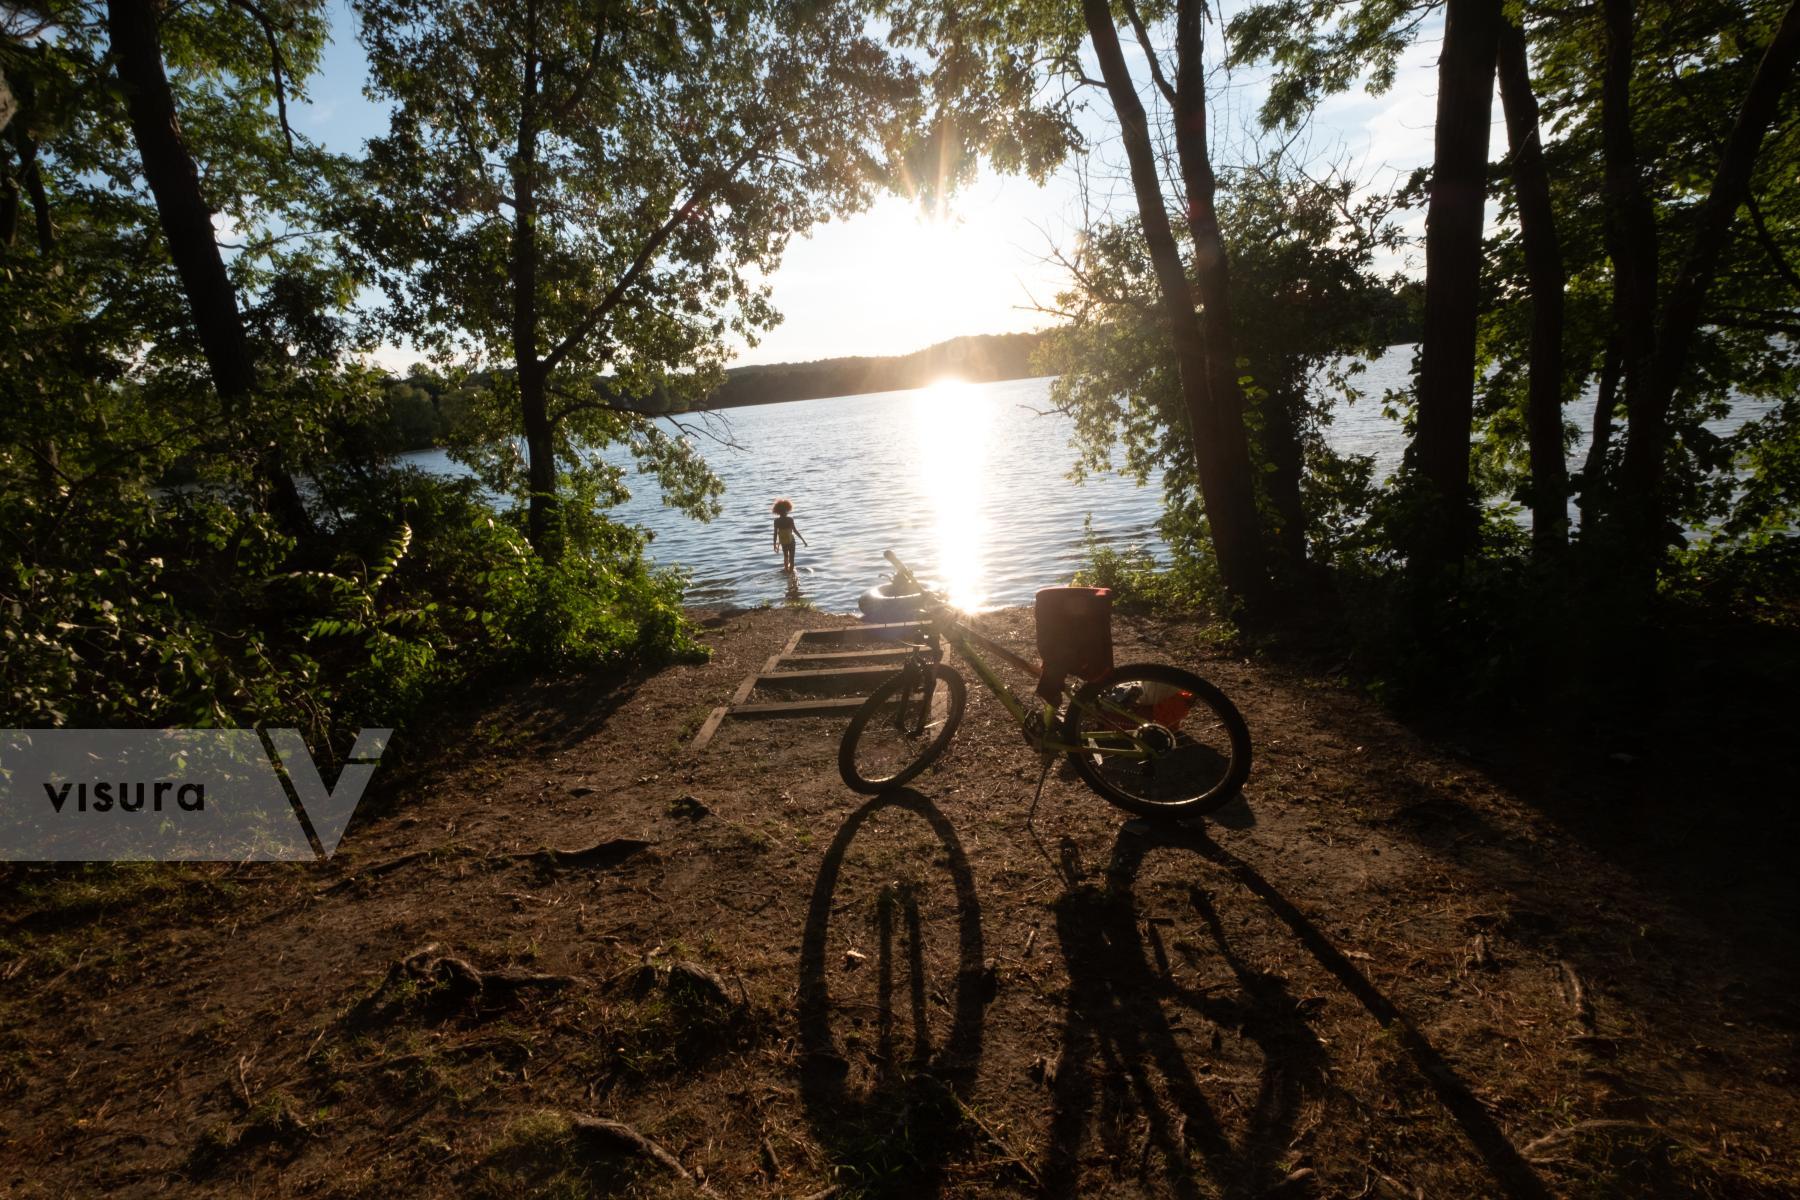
[883, 549, 916, 588]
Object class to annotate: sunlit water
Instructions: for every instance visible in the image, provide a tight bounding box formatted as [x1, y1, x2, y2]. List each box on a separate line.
[400, 346, 1777, 613]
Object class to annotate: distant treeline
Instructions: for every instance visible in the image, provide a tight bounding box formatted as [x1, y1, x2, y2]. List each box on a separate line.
[707, 331, 1049, 408]
[365, 287, 1423, 451]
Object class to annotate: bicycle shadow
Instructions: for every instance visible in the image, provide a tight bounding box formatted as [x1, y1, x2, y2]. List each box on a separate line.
[797, 789, 987, 1196]
[1041, 822, 1550, 1199]
[1041, 824, 1328, 1197]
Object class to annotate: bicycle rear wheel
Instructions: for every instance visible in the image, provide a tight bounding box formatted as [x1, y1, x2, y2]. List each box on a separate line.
[1062, 663, 1251, 819]
[839, 664, 966, 794]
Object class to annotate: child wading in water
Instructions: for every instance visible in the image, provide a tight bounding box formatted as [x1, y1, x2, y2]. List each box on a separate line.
[771, 498, 807, 573]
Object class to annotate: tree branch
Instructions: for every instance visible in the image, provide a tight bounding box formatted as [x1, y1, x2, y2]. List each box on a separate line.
[224, 0, 296, 156]
[1744, 192, 1800, 295]
[548, 385, 742, 450]
[1122, 0, 1179, 109]
[539, 129, 779, 377]
[548, 15, 609, 126]
[1713, 310, 1800, 336]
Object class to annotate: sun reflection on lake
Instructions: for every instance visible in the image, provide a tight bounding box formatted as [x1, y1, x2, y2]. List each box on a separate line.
[911, 379, 992, 610]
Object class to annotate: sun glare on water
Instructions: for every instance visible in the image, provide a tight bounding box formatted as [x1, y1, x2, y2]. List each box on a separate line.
[911, 379, 993, 611]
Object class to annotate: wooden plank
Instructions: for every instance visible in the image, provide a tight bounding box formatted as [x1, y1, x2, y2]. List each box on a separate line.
[779, 629, 806, 657]
[753, 666, 896, 694]
[729, 673, 759, 705]
[687, 706, 731, 753]
[726, 697, 868, 718]
[760, 665, 897, 682]
[776, 646, 915, 664]
[795, 621, 924, 645]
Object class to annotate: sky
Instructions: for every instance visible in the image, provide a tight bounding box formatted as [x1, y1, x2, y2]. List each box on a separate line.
[291, 2, 1478, 371]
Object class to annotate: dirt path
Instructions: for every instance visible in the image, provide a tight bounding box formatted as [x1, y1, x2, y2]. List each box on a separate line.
[0, 607, 1793, 1198]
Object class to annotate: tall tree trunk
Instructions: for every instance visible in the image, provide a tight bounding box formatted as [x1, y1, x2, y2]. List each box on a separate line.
[1622, 0, 1800, 553]
[1597, 0, 1661, 561]
[14, 130, 52, 253]
[1497, 18, 1568, 558]
[1081, 0, 1270, 611]
[3, 67, 53, 254]
[1260, 382, 1309, 568]
[1412, 0, 1503, 571]
[1, 140, 19, 251]
[105, 0, 312, 537]
[0, 66, 15, 135]
[1168, 0, 1286, 580]
[1578, 338, 1622, 528]
[511, 39, 558, 557]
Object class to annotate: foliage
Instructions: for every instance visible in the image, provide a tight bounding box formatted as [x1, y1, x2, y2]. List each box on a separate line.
[1072, 516, 1225, 615]
[349, 0, 928, 545]
[0, 2, 713, 743]
[1037, 152, 1398, 589]
[2, 456, 703, 737]
[1233, 0, 1800, 572]
[280, 470, 704, 727]
[1470, 0, 1800, 544]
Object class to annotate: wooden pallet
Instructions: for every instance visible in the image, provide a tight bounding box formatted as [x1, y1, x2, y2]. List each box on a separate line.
[687, 620, 925, 753]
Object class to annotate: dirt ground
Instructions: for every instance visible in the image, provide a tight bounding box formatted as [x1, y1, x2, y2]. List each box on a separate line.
[0, 605, 1795, 1199]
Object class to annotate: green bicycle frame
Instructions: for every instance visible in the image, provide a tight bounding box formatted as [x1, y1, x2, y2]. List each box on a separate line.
[886, 554, 1150, 761]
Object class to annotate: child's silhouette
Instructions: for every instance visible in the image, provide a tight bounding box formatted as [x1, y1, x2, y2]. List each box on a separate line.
[771, 498, 808, 573]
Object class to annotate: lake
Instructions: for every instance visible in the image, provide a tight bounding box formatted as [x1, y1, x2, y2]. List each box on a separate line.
[401, 346, 1772, 613]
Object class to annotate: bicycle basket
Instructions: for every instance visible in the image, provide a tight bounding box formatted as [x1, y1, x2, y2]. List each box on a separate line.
[1035, 586, 1113, 700]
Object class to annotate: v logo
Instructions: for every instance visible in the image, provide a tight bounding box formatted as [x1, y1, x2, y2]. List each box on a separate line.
[264, 729, 391, 858]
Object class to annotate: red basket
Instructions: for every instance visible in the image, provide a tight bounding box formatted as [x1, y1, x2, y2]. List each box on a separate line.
[1035, 586, 1113, 700]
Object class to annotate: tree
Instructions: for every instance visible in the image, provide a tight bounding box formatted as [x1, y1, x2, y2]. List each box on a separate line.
[353, 0, 922, 555]
[1234, 0, 1800, 607]
[1078, 0, 1272, 608]
[1040, 155, 1401, 580]
[1407, 0, 1502, 577]
[1495, 15, 1569, 558]
[1614, 0, 1800, 583]
[104, 0, 324, 536]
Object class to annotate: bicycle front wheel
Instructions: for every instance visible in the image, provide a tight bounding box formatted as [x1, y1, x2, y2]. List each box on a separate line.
[1062, 663, 1251, 819]
[839, 664, 967, 794]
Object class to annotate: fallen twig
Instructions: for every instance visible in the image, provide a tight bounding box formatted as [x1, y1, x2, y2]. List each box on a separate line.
[939, 1082, 1042, 1190]
[31, 949, 96, 999]
[234, 1054, 255, 1111]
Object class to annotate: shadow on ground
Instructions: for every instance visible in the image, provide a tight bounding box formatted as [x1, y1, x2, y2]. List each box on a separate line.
[798, 789, 988, 1197]
[1040, 821, 1550, 1199]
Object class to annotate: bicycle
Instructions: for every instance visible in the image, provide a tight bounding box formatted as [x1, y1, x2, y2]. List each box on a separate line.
[838, 551, 1252, 820]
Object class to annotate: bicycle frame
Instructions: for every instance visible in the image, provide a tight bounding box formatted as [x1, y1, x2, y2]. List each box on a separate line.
[887, 555, 1151, 761]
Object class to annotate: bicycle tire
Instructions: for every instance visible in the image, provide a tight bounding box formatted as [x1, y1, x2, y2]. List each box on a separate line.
[839, 664, 967, 794]
[1061, 663, 1251, 819]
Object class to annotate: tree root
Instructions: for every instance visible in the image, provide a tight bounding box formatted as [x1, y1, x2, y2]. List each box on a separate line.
[1523, 1119, 1671, 1164]
[560, 1113, 722, 1198]
[1557, 960, 1596, 1029]
[350, 942, 577, 1024]
[1258, 1166, 1318, 1197]
[317, 846, 475, 896]
[490, 838, 653, 872]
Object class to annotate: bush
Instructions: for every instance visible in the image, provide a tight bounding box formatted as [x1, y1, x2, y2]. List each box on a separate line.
[1070, 516, 1225, 615]
[281, 468, 705, 730]
[3, 463, 706, 743]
